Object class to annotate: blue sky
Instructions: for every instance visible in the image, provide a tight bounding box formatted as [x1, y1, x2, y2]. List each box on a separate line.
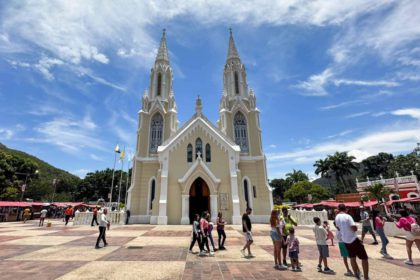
[0, 1, 419, 180]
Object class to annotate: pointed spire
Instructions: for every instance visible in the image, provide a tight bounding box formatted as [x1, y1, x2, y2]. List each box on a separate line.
[156, 28, 169, 63]
[227, 28, 240, 61]
[195, 95, 202, 116]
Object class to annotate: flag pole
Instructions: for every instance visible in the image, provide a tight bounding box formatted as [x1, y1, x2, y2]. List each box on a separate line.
[110, 144, 120, 206]
[124, 154, 132, 209]
[117, 146, 125, 210]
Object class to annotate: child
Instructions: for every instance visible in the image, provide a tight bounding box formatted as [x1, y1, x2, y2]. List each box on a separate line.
[286, 227, 301, 272]
[208, 221, 216, 255]
[324, 221, 334, 246]
[313, 217, 334, 274]
[334, 222, 353, 277]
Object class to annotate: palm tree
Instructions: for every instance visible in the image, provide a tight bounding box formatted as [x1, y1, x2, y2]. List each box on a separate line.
[314, 158, 333, 190]
[326, 152, 359, 194]
[285, 169, 309, 185]
[365, 183, 392, 204]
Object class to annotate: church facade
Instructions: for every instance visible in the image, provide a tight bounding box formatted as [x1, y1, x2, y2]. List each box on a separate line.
[126, 30, 273, 225]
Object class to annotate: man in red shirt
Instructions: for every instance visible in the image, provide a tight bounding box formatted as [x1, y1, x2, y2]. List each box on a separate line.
[91, 207, 99, 226]
[64, 206, 73, 226]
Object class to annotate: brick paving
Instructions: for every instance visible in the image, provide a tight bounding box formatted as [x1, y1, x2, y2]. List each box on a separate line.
[0, 220, 419, 279]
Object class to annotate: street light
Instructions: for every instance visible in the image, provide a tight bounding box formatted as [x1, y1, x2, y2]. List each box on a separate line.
[15, 170, 39, 201]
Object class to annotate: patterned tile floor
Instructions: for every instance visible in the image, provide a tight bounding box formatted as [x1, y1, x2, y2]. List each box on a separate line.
[0, 220, 419, 279]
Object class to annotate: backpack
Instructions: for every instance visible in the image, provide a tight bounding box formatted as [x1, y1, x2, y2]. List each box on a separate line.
[410, 223, 420, 236]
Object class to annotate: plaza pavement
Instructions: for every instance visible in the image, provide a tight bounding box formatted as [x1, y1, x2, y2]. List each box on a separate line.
[0, 220, 419, 279]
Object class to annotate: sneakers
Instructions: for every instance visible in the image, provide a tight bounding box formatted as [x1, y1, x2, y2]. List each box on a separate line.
[317, 265, 322, 272]
[248, 253, 255, 258]
[294, 267, 302, 272]
[283, 260, 288, 267]
[404, 259, 414, 265]
[277, 264, 288, 270]
[383, 254, 393, 259]
[344, 271, 354, 277]
[199, 251, 206, 256]
[371, 241, 378, 245]
[240, 249, 246, 257]
[95, 245, 100, 249]
[188, 250, 193, 254]
[323, 267, 335, 274]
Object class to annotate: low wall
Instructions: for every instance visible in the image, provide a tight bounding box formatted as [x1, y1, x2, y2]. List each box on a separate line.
[73, 212, 126, 225]
[289, 209, 328, 225]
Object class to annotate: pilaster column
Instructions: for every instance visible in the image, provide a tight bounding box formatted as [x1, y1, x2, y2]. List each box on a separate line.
[210, 194, 218, 222]
[181, 195, 190, 225]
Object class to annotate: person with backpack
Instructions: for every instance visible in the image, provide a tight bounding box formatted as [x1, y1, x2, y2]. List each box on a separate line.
[395, 210, 420, 265]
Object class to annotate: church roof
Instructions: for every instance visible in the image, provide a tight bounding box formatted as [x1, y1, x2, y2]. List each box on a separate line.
[158, 112, 239, 153]
[227, 28, 240, 61]
[156, 29, 169, 63]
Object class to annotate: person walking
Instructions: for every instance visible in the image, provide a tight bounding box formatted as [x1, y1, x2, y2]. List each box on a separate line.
[359, 206, 378, 244]
[189, 214, 202, 253]
[23, 207, 31, 223]
[95, 208, 110, 249]
[241, 207, 254, 258]
[286, 227, 301, 272]
[91, 207, 99, 226]
[373, 210, 392, 259]
[208, 220, 217, 254]
[199, 212, 211, 256]
[64, 206, 73, 226]
[335, 204, 370, 280]
[281, 207, 297, 266]
[216, 212, 226, 250]
[39, 207, 48, 227]
[334, 222, 354, 277]
[270, 209, 287, 270]
[395, 210, 420, 265]
[313, 217, 334, 274]
[125, 209, 131, 225]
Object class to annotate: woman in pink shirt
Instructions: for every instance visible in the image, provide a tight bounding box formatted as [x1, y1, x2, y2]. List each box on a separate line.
[395, 209, 420, 265]
[373, 210, 391, 258]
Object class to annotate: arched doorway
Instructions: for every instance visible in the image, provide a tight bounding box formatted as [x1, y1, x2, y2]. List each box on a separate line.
[189, 177, 210, 223]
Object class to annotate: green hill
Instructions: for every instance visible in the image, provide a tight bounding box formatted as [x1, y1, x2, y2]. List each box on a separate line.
[0, 143, 81, 201]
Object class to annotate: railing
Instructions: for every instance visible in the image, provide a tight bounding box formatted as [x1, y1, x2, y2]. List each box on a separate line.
[289, 209, 328, 225]
[73, 211, 126, 225]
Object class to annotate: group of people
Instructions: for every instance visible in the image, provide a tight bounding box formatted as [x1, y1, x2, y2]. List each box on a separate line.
[189, 211, 227, 256]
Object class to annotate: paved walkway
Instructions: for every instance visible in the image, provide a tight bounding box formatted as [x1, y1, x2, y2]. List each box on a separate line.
[0, 220, 419, 279]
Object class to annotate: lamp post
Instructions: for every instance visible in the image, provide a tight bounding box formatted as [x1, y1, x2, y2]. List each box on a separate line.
[16, 170, 39, 201]
[51, 179, 59, 203]
[110, 144, 121, 205]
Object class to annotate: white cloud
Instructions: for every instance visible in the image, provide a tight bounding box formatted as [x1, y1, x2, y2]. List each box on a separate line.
[320, 100, 362, 110]
[392, 108, 420, 120]
[0, 128, 13, 140]
[72, 168, 90, 178]
[89, 153, 104, 162]
[295, 68, 333, 96]
[267, 124, 420, 165]
[333, 79, 399, 87]
[327, 129, 353, 139]
[269, 144, 277, 148]
[345, 111, 371, 119]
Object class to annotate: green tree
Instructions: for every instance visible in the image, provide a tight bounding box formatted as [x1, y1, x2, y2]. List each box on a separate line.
[365, 183, 392, 204]
[387, 154, 420, 179]
[325, 151, 359, 194]
[284, 181, 330, 204]
[285, 169, 309, 185]
[314, 158, 333, 191]
[269, 178, 289, 199]
[361, 153, 394, 178]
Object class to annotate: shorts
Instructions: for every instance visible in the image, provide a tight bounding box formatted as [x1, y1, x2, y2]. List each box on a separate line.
[289, 250, 299, 259]
[270, 230, 281, 242]
[362, 225, 374, 234]
[405, 232, 420, 241]
[281, 235, 288, 248]
[245, 232, 253, 242]
[338, 242, 349, 257]
[345, 238, 368, 260]
[317, 244, 329, 257]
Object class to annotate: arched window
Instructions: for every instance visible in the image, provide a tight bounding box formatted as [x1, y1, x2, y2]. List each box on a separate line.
[187, 144, 193, 163]
[149, 113, 163, 153]
[157, 73, 162, 96]
[234, 112, 249, 152]
[195, 138, 202, 159]
[244, 179, 250, 208]
[234, 72, 239, 94]
[205, 143, 211, 162]
[150, 179, 155, 210]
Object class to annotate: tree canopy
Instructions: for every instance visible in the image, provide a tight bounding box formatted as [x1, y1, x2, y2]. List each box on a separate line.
[284, 181, 330, 204]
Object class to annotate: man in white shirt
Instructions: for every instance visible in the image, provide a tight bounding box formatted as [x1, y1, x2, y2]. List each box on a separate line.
[335, 204, 369, 280]
[39, 208, 48, 227]
[95, 208, 110, 249]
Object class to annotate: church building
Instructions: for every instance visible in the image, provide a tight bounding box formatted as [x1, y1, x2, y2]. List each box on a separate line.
[127, 30, 273, 225]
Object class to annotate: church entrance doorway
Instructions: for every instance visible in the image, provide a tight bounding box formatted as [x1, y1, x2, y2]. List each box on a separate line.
[189, 177, 210, 224]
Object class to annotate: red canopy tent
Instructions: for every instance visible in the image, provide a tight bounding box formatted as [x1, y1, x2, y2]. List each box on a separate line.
[0, 201, 31, 207]
[385, 197, 420, 206]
